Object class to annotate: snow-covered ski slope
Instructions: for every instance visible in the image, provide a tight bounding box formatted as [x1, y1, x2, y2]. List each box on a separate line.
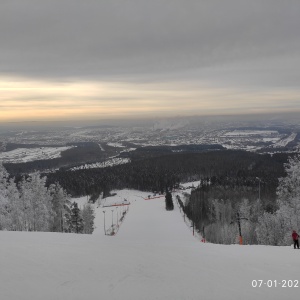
[1, 188, 299, 300]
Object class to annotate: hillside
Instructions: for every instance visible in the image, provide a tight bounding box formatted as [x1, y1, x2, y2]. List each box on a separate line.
[0, 188, 299, 300]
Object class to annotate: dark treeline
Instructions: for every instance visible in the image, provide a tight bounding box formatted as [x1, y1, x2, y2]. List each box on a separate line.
[4, 143, 223, 175]
[45, 150, 289, 204]
[183, 153, 300, 245]
[120, 144, 225, 160]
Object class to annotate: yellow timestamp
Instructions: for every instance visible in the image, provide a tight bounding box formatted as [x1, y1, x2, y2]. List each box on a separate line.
[252, 280, 299, 288]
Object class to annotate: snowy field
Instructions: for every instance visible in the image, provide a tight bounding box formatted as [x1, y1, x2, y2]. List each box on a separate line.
[1, 187, 299, 300]
[273, 132, 297, 148]
[0, 146, 73, 163]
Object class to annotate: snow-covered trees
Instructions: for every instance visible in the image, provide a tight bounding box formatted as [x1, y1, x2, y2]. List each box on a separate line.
[256, 211, 287, 245]
[6, 177, 23, 231]
[19, 173, 53, 231]
[0, 163, 10, 230]
[181, 154, 300, 246]
[256, 155, 300, 245]
[276, 155, 300, 231]
[202, 199, 237, 244]
[49, 183, 71, 232]
[0, 170, 58, 231]
[0, 164, 94, 234]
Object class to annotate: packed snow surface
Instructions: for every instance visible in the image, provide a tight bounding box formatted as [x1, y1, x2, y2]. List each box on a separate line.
[1, 188, 299, 300]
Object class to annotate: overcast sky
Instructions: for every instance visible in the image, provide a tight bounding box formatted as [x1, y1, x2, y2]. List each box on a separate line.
[1, 0, 300, 122]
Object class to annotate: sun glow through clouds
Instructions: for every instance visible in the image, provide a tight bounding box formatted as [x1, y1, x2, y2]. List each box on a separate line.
[1, 76, 300, 122]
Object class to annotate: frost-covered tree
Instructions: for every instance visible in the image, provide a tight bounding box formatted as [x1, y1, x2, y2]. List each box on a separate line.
[276, 155, 300, 230]
[48, 183, 71, 232]
[204, 199, 236, 244]
[19, 173, 53, 231]
[277, 155, 300, 201]
[0, 165, 93, 234]
[202, 198, 260, 245]
[82, 204, 95, 234]
[0, 163, 10, 230]
[256, 211, 287, 245]
[6, 178, 23, 231]
[256, 155, 300, 245]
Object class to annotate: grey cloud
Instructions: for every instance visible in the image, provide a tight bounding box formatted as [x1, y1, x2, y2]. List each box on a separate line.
[0, 0, 300, 88]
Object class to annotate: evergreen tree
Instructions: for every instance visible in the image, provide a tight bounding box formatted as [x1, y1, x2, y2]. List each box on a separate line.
[68, 202, 83, 233]
[82, 204, 95, 234]
[165, 191, 174, 211]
